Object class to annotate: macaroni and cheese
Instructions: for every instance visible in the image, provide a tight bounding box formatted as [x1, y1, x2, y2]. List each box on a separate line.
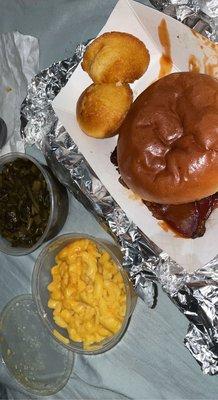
[48, 239, 126, 349]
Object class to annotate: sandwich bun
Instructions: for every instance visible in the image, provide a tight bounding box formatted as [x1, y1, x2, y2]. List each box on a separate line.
[117, 72, 218, 204]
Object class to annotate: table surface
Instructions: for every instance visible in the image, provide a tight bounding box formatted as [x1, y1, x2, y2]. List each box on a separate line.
[0, 0, 217, 399]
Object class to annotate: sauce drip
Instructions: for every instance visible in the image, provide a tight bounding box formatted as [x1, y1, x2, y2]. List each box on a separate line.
[188, 55, 200, 73]
[203, 54, 218, 77]
[204, 62, 218, 76]
[158, 19, 173, 79]
[190, 30, 218, 78]
[191, 29, 217, 51]
[188, 54, 218, 77]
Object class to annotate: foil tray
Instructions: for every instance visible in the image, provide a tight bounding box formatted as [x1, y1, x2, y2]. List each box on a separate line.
[21, 2, 218, 375]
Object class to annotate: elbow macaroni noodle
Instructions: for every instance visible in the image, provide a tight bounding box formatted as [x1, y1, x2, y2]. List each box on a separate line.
[48, 239, 126, 349]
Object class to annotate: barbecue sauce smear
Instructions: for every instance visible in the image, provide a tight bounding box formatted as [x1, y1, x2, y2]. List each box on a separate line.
[158, 19, 173, 79]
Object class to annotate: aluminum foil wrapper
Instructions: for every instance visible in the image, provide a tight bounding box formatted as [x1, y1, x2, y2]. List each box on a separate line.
[149, 0, 218, 41]
[21, 17, 217, 374]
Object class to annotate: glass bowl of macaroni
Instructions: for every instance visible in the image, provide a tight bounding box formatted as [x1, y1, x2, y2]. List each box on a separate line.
[32, 233, 137, 355]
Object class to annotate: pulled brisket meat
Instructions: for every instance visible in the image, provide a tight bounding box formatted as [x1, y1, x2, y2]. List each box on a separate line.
[143, 195, 218, 238]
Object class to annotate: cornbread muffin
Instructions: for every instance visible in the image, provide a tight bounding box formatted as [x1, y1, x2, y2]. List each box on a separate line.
[76, 83, 133, 138]
[82, 31, 150, 83]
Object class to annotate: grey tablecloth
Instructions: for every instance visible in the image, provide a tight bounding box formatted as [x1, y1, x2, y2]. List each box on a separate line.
[0, 1, 217, 399]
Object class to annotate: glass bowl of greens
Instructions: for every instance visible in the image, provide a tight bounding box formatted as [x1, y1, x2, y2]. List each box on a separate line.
[0, 152, 69, 256]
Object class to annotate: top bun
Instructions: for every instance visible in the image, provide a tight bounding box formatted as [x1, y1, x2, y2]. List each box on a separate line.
[117, 72, 218, 205]
[82, 31, 150, 83]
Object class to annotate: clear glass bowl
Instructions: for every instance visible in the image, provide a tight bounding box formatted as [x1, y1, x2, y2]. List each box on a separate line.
[0, 152, 69, 256]
[32, 233, 137, 355]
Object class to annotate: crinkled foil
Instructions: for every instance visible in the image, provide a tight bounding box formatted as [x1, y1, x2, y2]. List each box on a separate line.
[20, 10, 217, 374]
[149, 0, 217, 41]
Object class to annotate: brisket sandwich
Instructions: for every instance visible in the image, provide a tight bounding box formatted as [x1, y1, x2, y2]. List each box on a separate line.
[117, 72, 218, 238]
